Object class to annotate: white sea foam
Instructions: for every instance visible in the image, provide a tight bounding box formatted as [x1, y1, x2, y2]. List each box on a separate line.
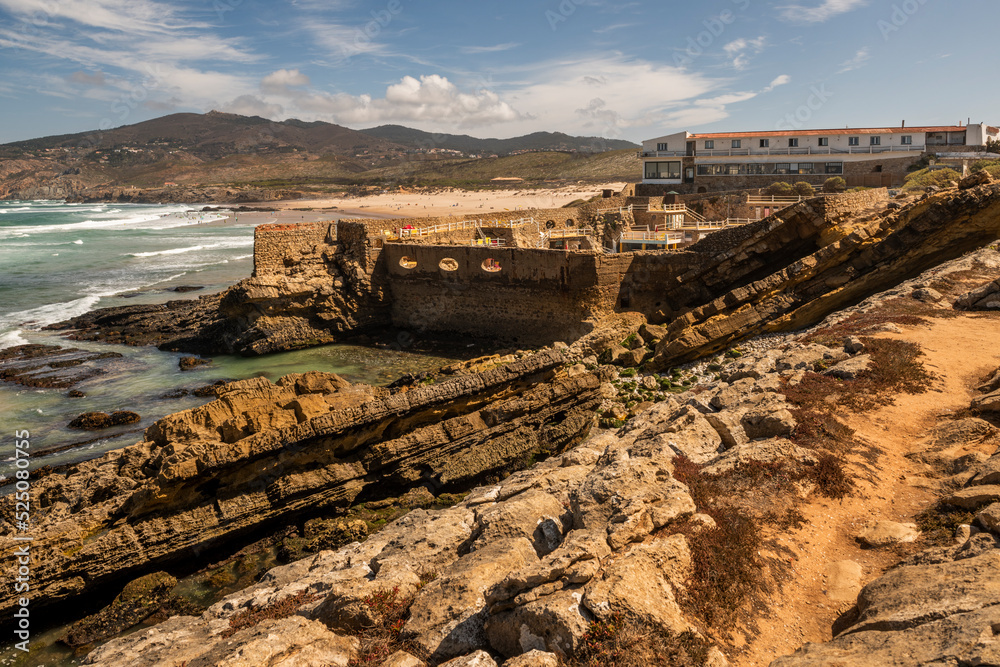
[130, 245, 206, 258]
[0, 295, 102, 329]
[0, 330, 28, 350]
[73, 240, 83, 245]
[233, 254, 253, 260]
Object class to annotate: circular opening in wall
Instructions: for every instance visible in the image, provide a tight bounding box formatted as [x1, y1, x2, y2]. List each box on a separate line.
[545, 220, 556, 229]
[481, 258, 502, 273]
[399, 256, 417, 269]
[565, 219, 575, 227]
[438, 257, 459, 272]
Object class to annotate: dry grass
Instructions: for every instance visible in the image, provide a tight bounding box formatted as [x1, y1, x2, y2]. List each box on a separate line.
[220, 589, 321, 639]
[348, 586, 428, 665]
[568, 613, 713, 667]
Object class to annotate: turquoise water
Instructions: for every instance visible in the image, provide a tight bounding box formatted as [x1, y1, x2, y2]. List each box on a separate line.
[0, 200, 458, 478]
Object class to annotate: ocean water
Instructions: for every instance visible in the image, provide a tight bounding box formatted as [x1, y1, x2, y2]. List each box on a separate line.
[0, 201, 460, 480]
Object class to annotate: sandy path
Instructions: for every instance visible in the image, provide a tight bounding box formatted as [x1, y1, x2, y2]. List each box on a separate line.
[254, 183, 626, 218]
[737, 313, 1000, 666]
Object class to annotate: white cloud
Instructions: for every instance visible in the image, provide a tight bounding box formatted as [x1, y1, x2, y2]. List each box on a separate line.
[261, 69, 311, 94]
[763, 74, 792, 92]
[722, 36, 768, 70]
[837, 47, 871, 73]
[220, 95, 285, 118]
[0, 0, 208, 35]
[261, 74, 522, 128]
[459, 43, 520, 54]
[778, 0, 868, 24]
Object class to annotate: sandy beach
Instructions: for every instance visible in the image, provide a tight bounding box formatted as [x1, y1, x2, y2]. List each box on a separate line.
[245, 183, 627, 219]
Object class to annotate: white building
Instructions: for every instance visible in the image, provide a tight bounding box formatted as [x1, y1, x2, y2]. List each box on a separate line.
[639, 123, 1000, 189]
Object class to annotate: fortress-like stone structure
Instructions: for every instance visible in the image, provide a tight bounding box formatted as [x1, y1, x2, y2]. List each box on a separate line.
[233, 189, 893, 353]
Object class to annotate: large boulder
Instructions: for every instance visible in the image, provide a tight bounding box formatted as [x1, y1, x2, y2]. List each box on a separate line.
[406, 538, 539, 662]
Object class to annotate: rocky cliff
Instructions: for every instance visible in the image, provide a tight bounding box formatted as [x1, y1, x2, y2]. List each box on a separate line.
[0, 349, 601, 618]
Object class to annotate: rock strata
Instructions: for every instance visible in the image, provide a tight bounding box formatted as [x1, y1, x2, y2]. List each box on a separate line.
[0, 349, 599, 618]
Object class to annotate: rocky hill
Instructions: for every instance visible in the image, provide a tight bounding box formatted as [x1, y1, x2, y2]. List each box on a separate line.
[0, 112, 636, 201]
[359, 125, 639, 155]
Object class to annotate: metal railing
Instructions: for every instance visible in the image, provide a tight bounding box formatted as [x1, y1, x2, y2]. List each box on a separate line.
[471, 238, 506, 247]
[395, 216, 536, 239]
[694, 144, 926, 157]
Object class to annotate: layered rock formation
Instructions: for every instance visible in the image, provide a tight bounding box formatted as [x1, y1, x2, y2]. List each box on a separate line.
[648, 179, 1000, 369]
[76, 332, 874, 666]
[0, 349, 600, 617]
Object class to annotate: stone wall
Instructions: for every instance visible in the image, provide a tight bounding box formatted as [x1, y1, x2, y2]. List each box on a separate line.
[253, 221, 335, 276]
[817, 187, 889, 218]
[382, 243, 705, 344]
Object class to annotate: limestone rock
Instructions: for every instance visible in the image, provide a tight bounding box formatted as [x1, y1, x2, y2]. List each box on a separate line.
[978, 366, 1000, 394]
[960, 169, 994, 189]
[770, 607, 1000, 667]
[843, 336, 865, 354]
[581, 537, 692, 635]
[856, 520, 919, 548]
[976, 502, 1000, 534]
[439, 651, 499, 667]
[824, 354, 871, 380]
[944, 484, 1000, 510]
[381, 651, 427, 667]
[969, 453, 1000, 486]
[740, 407, 797, 439]
[702, 438, 819, 476]
[83, 615, 358, 667]
[774, 344, 832, 372]
[911, 287, 944, 303]
[972, 388, 1000, 413]
[956, 278, 1000, 311]
[485, 588, 591, 659]
[848, 550, 1000, 635]
[406, 538, 539, 662]
[501, 650, 559, 666]
[469, 490, 567, 556]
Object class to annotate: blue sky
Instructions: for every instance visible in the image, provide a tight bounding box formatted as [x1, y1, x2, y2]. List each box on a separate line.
[0, 0, 993, 144]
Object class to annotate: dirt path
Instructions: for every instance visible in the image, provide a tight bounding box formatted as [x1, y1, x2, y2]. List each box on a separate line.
[736, 313, 1000, 667]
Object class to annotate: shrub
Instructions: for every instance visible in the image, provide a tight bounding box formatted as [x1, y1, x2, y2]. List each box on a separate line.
[766, 181, 794, 196]
[902, 167, 962, 192]
[793, 181, 816, 197]
[822, 176, 847, 193]
[619, 368, 637, 377]
[568, 613, 712, 667]
[349, 587, 427, 665]
[221, 590, 321, 639]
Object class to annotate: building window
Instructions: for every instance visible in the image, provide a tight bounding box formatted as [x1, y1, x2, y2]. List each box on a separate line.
[797, 163, 814, 174]
[818, 137, 829, 147]
[901, 135, 912, 145]
[747, 163, 766, 175]
[870, 136, 881, 146]
[704, 140, 714, 149]
[732, 139, 742, 148]
[644, 161, 681, 180]
[775, 163, 791, 174]
[656, 143, 668, 151]
[825, 163, 844, 174]
[760, 139, 770, 148]
[789, 138, 799, 147]
[849, 137, 860, 146]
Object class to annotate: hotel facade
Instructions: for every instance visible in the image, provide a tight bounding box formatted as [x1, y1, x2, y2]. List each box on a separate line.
[639, 123, 999, 193]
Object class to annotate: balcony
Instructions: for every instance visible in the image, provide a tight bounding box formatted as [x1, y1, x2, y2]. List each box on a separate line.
[693, 145, 926, 158]
[639, 150, 688, 158]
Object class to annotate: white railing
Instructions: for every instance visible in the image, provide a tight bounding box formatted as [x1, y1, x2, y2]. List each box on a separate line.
[725, 218, 759, 226]
[620, 231, 685, 243]
[639, 150, 688, 158]
[471, 238, 506, 247]
[395, 216, 536, 239]
[696, 144, 926, 157]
